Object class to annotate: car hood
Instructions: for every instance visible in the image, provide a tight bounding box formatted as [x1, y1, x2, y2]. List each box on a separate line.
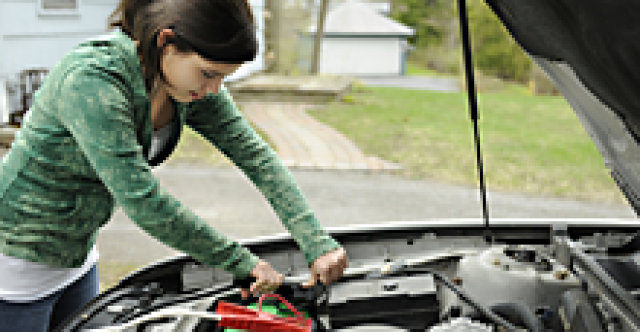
[485, 0, 640, 215]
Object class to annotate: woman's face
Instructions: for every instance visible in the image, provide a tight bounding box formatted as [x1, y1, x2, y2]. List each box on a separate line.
[158, 33, 243, 103]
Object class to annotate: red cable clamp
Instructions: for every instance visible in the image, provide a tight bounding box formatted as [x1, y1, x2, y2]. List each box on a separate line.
[217, 293, 313, 332]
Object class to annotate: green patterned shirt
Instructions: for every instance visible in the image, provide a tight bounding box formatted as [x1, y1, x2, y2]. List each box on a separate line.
[0, 31, 340, 278]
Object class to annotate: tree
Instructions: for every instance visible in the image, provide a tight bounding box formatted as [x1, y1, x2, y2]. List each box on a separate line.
[392, 0, 532, 82]
[311, 0, 329, 74]
[467, 0, 531, 82]
[392, 0, 453, 48]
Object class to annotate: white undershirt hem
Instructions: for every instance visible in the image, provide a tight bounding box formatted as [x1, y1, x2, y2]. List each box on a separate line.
[0, 246, 98, 303]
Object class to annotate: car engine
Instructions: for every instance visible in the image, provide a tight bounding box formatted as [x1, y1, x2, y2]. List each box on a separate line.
[57, 221, 639, 332]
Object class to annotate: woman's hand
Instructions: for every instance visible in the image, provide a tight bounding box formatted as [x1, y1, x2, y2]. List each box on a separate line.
[305, 247, 348, 287]
[241, 260, 284, 298]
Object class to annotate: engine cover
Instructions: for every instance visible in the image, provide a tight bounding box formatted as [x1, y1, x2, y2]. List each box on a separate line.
[327, 274, 439, 330]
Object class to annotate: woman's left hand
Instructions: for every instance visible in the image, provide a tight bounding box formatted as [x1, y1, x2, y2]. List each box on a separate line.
[305, 247, 348, 287]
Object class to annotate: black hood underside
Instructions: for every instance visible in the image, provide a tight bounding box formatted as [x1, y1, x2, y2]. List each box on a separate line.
[486, 1, 640, 137]
[485, 0, 640, 214]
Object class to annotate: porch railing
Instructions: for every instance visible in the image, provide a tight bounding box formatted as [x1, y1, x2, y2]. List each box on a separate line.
[8, 68, 49, 128]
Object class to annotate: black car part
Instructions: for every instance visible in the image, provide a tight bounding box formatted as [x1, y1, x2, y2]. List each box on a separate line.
[327, 273, 440, 330]
[571, 248, 640, 329]
[363, 263, 521, 332]
[608, 232, 640, 255]
[482, 0, 640, 214]
[553, 228, 640, 331]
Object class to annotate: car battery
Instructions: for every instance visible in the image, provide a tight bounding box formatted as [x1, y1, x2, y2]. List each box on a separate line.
[327, 274, 440, 330]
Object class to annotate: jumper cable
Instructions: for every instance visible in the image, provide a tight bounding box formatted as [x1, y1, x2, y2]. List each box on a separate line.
[86, 293, 312, 332]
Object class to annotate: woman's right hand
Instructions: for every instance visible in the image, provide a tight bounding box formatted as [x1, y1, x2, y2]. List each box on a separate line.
[240, 260, 284, 298]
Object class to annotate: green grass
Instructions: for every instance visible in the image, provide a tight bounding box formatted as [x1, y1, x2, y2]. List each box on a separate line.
[406, 62, 442, 76]
[310, 86, 627, 205]
[405, 61, 457, 78]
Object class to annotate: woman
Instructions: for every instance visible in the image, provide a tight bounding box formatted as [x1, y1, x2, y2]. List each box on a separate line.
[0, 0, 347, 330]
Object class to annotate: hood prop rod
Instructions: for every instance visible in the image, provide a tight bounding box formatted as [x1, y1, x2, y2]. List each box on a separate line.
[457, 0, 492, 243]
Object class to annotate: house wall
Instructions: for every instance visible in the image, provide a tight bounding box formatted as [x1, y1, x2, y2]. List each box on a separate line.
[0, 0, 265, 122]
[0, 0, 119, 78]
[320, 37, 402, 75]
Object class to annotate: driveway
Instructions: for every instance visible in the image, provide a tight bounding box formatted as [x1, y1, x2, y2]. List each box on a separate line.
[357, 76, 460, 92]
[98, 164, 636, 264]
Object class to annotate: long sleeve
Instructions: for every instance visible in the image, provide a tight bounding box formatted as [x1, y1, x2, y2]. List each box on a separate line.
[55, 65, 259, 278]
[186, 86, 341, 266]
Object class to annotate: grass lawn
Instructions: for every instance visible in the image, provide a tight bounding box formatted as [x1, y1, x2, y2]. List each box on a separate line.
[308, 86, 627, 205]
[405, 61, 445, 77]
[405, 61, 463, 79]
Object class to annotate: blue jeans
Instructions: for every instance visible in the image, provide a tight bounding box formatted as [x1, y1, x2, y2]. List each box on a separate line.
[0, 264, 99, 332]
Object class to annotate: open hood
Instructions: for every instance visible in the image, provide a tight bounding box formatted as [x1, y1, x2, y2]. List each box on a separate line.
[485, 0, 640, 215]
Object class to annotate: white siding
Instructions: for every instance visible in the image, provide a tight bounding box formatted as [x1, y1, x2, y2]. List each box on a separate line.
[320, 37, 401, 76]
[0, 0, 117, 76]
[0, 0, 265, 120]
[0, 0, 120, 120]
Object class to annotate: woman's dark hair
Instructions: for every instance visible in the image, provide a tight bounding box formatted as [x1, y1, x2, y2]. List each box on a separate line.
[108, 0, 257, 90]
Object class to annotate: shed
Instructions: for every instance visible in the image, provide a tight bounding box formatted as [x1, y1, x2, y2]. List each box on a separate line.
[307, 0, 414, 76]
[0, 0, 266, 124]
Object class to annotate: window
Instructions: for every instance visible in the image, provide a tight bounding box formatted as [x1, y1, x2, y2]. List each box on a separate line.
[38, 0, 79, 15]
[42, 0, 77, 10]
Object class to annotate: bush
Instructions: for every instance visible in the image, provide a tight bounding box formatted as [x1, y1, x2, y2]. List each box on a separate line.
[409, 46, 461, 75]
[392, 0, 449, 48]
[467, 0, 532, 83]
[393, 0, 532, 83]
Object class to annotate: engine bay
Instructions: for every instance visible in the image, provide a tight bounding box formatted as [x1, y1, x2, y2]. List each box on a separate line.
[58, 220, 639, 331]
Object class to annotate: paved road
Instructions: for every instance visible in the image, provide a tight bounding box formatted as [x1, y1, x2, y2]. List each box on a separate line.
[98, 164, 636, 264]
[358, 76, 460, 92]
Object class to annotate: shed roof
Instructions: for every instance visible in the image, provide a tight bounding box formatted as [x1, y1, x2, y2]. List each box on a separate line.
[308, 1, 414, 37]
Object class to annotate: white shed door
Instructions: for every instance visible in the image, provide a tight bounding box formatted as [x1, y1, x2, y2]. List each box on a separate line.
[320, 37, 401, 76]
